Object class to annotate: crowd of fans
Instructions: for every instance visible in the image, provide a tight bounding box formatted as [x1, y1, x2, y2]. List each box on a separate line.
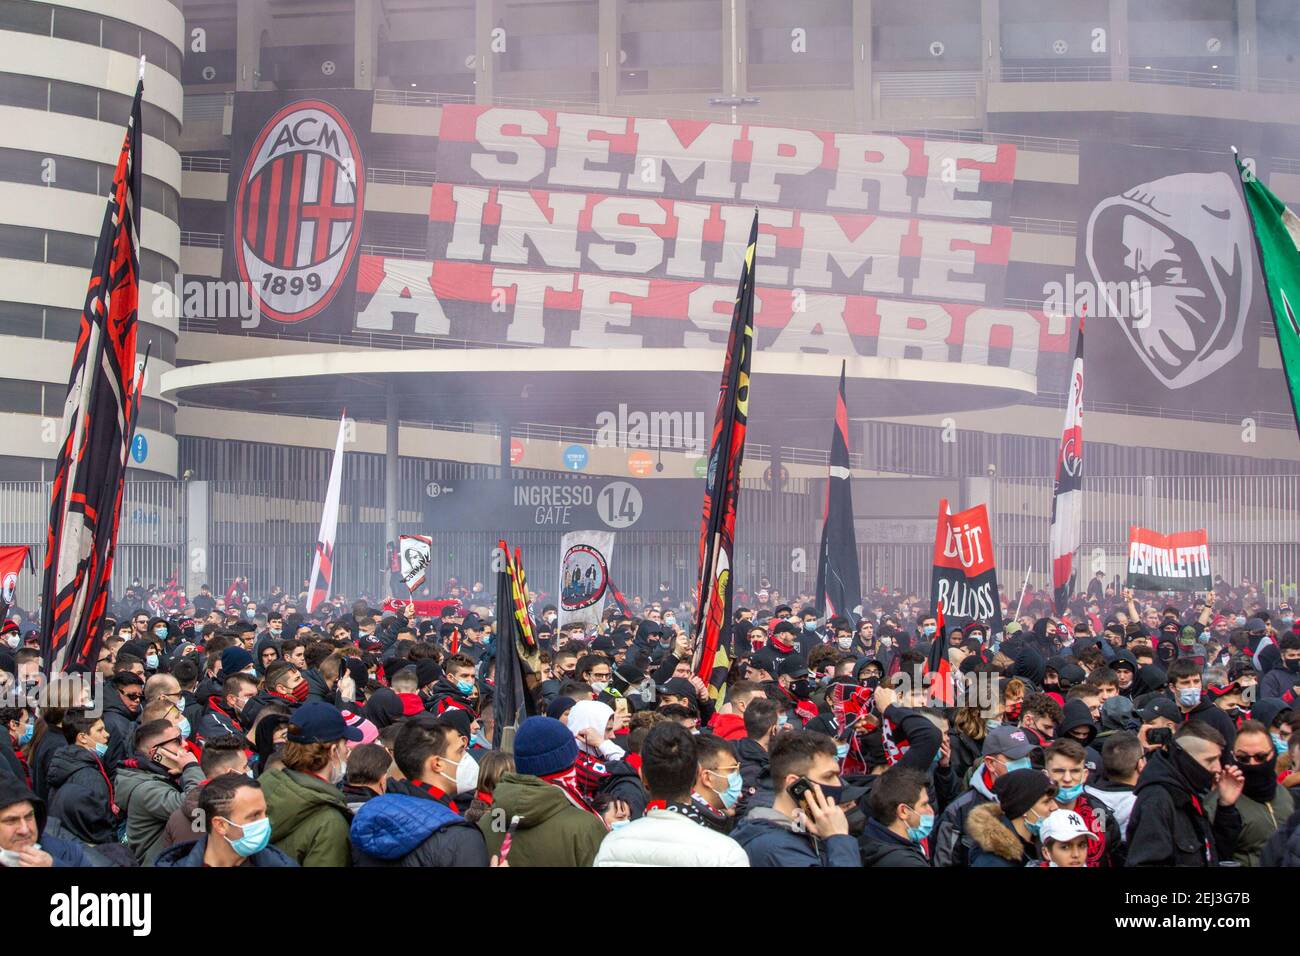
[1, 565, 1298, 869]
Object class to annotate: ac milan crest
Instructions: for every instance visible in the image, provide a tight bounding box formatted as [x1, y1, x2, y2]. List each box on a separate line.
[233, 99, 365, 324]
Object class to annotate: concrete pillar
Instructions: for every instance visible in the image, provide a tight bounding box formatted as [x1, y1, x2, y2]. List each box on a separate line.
[598, 0, 618, 111]
[184, 480, 210, 599]
[475, 0, 505, 104]
[852, 0, 873, 126]
[235, 0, 272, 92]
[1109, 0, 1129, 81]
[1238, 0, 1258, 92]
[499, 419, 513, 479]
[384, 382, 399, 559]
[354, 0, 384, 91]
[980, 0, 1001, 83]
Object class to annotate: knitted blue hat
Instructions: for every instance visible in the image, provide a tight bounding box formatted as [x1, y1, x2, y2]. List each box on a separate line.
[221, 646, 254, 675]
[513, 716, 578, 777]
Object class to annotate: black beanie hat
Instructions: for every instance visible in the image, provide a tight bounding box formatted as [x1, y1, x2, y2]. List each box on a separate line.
[993, 768, 1056, 820]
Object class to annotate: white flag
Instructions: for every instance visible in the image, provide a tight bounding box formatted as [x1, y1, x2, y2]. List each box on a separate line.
[558, 530, 615, 631]
[400, 534, 432, 595]
[306, 413, 347, 612]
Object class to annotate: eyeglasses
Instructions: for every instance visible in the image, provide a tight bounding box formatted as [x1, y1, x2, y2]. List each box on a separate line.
[1234, 752, 1273, 765]
[122, 692, 143, 702]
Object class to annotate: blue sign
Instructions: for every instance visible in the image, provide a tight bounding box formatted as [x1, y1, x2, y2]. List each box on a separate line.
[562, 444, 589, 471]
[131, 434, 148, 463]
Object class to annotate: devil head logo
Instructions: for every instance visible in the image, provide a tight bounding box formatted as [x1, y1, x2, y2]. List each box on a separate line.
[1085, 171, 1252, 389]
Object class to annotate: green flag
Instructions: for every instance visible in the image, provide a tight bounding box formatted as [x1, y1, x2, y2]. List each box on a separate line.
[1238, 152, 1300, 435]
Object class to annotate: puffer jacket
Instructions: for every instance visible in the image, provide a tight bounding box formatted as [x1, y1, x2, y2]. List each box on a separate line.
[260, 767, 353, 867]
[45, 745, 120, 845]
[350, 785, 488, 867]
[115, 757, 204, 864]
[153, 836, 298, 867]
[593, 807, 749, 866]
[708, 713, 747, 741]
[730, 806, 861, 867]
[478, 773, 608, 867]
[966, 802, 1036, 867]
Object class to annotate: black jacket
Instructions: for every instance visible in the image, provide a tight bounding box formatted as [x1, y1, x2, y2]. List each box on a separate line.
[196, 696, 244, 745]
[28, 726, 65, 802]
[349, 778, 489, 867]
[858, 817, 930, 867]
[1261, 807, 1300, 867]
[594, 758, 648, 820]
[736, 737, 770, 795]
[1181, 699, 1238, 749]
[1125, 748, 1241, 867]
[45, 745, 119, 845]
[100, 690, 140, 774]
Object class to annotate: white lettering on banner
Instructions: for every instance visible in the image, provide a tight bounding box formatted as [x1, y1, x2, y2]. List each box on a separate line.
[491, 269, 575, 342]
[936, 577, 999, 620]
[875, 300, 953, 362]
[943, 521, 987, 569]
[354, 258, 450, 334]
[446, 185, 489, 260]
[514, 485, 594, 507]
[767, 291, 856, 354]
[917, 141, 1000, 220]
[549, 112, 625, 191]
[826, 134, 914, 214]
[1127, 542, 1212, 578]
[589, 197, 666, 273]
[960, 308, 1043, 373]
[789, 212, 909, 295]
[575, 273, 649, 347]
[626, 120, 741, 199]
[664, 201, 712, 279]
[913, 219, 991, 301]
[471, 108, 547, 181]
[740, 126, 825, 204]
[494, 190, 584, 268]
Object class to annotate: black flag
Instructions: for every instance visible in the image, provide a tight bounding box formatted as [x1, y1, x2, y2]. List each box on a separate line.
[492, 540, 541, 747]
[40, 77, 144, 674]
[815, 362, 862, 622]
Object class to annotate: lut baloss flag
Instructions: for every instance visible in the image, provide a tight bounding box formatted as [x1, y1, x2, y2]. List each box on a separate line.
[815, 361, 862, 623]
[1237, 151, 1300, 435]
[40, 75, 146, 674]
[930, 499, 1004, 638]
[1048, 309, 1085, 615]
[691, 211, 758, 681]
[399, 534, 432, 595]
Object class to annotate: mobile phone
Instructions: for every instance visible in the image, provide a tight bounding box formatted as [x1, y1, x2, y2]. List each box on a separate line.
[787, 776, 814, 805]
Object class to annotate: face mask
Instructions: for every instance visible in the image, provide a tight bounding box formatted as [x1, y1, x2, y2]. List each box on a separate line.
[3, 634, 18, 650]
[1273, 734, 1289, 755]
[663, 617, 676, 628]
[1171, 742, 1216, 795]
[837, 636, 853, 651]
[835, 742, 850, 761]
[222, 816, 272, 857]
[441, 753, 480, 793]
[879, 636, 893, 648]
[146, 654, 159, 670]
[790, 679, 811, 700]
[93, 741, 108, 758]
[1235, 616, 1247, 627]
[246, 609, 256, 619]
[709, 770, 743, 809]
[290, 681, 310, 702]
[153, 626, 168, 639]
[17, 719, 34, 746]
[327, 753, 346, 785]
[590, 681, 608, 695]
[1025, 810, 1045, 836]
[544, 613, 557, 624]
[1287, 660, 1300, 674]
[922, 625, 936, 638]
[455, 679, 475, 696]
[1056, 782, 1084, 803]
[906, 811, 935, 844]
[1004, 757, 1032, 774]
[804, 620, 818, 632]
[817, 782, 844, 805]
[610, 819, 631, 830]
[1177, 687, 1201, 708]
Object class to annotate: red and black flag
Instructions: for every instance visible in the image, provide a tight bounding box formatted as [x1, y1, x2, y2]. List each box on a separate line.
[0, 546, 33, 623]
[493, 540, 542, 747]
[926, 599, 954, 706]
[607, 576, 634, 619]
[1049, 308, 1084, 616]
[691, 211, 758, 681]
[815, 361, 862, 623]
[40, 76, 145, 674]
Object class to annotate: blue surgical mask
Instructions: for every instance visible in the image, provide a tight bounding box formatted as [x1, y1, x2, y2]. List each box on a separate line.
[836, 742, 850, 760]
[455, 679, 475, 696]
[1026, 810, 1045, 836]
[906, 811, 936, 843]
[777, 715, 789, 728]
[1272, 734, 1288, 756]
[1056, 783, 1084, 803]
[804, 620, 818, 632]
[610, 819, 631, 830]
[178, 716, 192, 740]
[663, 617, 676, 628]
[153, 627, 168, 639]
[922, 624, 936, 637]
[710, 769, 743, 809]
[1004, 757, 1032, 773]
[1235, 616, 1247, 627]
[146, 653, 160, 669]
[1178, 688, 1201, 708]
[17, 719, 34, 746]
[222, 816, 272, 857]
[93, 741, 109, 758]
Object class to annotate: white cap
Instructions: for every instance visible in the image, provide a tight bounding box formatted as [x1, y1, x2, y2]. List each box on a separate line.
[1039, 809, 1099, 844]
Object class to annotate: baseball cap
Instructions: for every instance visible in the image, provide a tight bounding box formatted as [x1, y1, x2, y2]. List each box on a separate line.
[1139, 697, 1180, 724]
[1039, 808, 1100, 844]
[659, 677, 696, 699]
[982, 725, 1038, 760]
[777, 657, 809, 679]
[287, 701, 365, 744]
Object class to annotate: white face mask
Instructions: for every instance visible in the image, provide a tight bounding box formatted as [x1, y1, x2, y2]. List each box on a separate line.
[327, 749, 346, 785]
[441, 752, 480, 793]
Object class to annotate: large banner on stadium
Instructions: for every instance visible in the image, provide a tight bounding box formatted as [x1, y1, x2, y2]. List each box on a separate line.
[223, 91, 371, 334]
[1126, 526, 1212, 592]
[558, 530, 615, 630]
[930, 500, 1003, 637]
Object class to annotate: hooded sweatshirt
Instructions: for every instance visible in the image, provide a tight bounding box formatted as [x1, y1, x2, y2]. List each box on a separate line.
[45, 745, 120, 845]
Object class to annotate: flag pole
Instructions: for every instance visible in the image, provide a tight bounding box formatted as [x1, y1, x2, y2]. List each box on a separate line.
[1012, 565, 1032, 623]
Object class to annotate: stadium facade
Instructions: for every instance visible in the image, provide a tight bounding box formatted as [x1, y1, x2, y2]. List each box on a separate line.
[5, 0, 1300, 605]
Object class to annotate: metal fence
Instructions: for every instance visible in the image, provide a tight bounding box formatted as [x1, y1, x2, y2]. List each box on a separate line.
[5, 474, 1300, 612]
